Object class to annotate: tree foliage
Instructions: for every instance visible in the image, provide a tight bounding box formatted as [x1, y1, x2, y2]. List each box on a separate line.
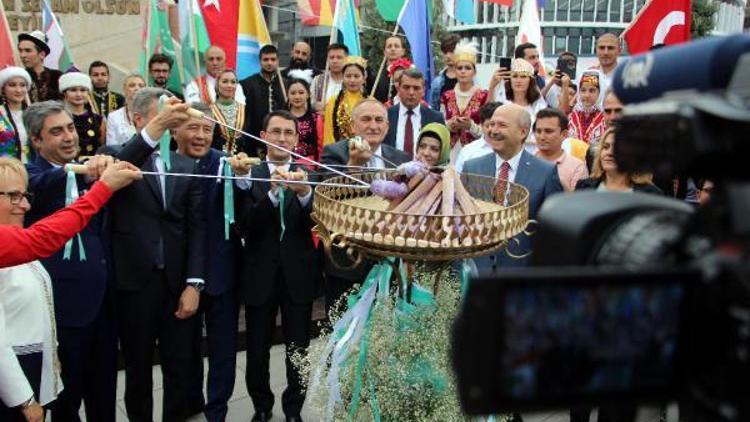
[692, 0, 719, 39]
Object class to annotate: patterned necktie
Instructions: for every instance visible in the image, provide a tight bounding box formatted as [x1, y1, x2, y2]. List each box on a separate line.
[494, 161, 511, 205]
[404, 109, 414, 159]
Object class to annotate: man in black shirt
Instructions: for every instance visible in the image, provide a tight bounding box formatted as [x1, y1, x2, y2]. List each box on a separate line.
[89, 61, 125, 118]
[240, 45, 285, 156]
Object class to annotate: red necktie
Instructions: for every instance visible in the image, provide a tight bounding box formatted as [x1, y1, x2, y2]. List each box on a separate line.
[494, 161, 511, 204]
[404, 109, 414, 159]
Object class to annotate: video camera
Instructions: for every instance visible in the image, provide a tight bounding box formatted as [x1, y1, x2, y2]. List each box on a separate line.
[452, 35, 750, 421]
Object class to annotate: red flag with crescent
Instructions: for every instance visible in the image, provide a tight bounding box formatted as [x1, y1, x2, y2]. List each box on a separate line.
[622, 0, 691, 54]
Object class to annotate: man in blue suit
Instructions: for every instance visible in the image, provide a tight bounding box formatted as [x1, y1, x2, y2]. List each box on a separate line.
[382, 68, 444, 158]
[23, 101, 117, 421]
[463, 103, 563, 270]
[173, 103, 243, 422]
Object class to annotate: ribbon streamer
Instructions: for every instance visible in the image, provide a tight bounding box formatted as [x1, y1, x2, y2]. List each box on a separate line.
[278, 187, 286, 241]
[158, 96, 171, 171]
[220, 158, 235, 240]
[63, 170, 86, 261]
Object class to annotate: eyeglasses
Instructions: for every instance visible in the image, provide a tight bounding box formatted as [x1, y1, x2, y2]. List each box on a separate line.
[266, 128, 297, 138]
[0, 191, 33, 205]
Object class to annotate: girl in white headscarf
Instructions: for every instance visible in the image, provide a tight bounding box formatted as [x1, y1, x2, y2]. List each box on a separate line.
[567, 69, 606, 145]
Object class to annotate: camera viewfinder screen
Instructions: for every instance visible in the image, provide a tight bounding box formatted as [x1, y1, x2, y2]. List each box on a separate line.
[499, 283, 683, 400]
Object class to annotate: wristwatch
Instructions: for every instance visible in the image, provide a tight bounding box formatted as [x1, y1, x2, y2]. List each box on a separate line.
[187, 281, 205, 292]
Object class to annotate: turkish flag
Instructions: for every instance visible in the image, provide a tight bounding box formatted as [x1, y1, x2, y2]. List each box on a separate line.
[0, 4, 16, 68]
[622, 0, 691, 54]
[200, 0, 240, 69]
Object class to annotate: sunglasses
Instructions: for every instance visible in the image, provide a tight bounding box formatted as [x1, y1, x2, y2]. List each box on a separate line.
[0, 191, 34, 205]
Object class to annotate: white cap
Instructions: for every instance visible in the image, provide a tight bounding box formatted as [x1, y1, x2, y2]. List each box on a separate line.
[59, 72, 93, 92]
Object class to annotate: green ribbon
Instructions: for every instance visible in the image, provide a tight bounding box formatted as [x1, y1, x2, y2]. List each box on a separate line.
[460, 259, 475, 299]
[63, 170, 86, 261]
[278, 188, 286, 241]
[222, 159, 235, 240]
[157, 96, 171, 171]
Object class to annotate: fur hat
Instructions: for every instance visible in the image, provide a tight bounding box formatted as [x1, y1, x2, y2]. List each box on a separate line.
[59, 72, 93, 92]
[17, 30, 50, 55]
[0, 66, 32, 90]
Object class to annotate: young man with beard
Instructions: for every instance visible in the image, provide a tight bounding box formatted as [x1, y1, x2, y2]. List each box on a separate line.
[17, 30, 62, 102]
[89, 61, 125, 119]
[148, 53, 183, 100]
[280, 41, 321, 80]
[184, 46, 246, 105]
[240, 45, 286, 155]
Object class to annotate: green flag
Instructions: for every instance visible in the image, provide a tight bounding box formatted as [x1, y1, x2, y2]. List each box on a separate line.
[375, 0, 405, 22]
[140, 0, 183, 94]
[179, 0, 211, 83]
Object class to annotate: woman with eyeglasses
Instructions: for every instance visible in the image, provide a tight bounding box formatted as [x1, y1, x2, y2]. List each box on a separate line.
[0, 67, 32, 163]
[440, 41, 489, 162]
[0, 157, 140, 419]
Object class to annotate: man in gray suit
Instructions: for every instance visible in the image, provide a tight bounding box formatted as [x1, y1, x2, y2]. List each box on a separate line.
[320, 98, 410, 312]
[463, 103, 563, 270]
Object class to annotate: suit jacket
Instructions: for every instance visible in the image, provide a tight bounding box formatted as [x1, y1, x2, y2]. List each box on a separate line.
[320, 140, 410, 280]
[239, 73, 285, 153]
[238, 162, 317, 306]
[24, 156, 110, 328]
[463, 149, 563, 269]
[575, 177, 664, 195]
[103, 134, 207, 295]
[383, 104, 445, 149]
[194, 149, 242, 296]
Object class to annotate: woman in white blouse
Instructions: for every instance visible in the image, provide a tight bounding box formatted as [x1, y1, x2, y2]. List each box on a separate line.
[0, 157, 61, 420]
[105, 74, 146, 146]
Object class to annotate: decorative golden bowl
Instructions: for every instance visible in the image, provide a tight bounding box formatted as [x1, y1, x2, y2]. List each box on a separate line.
[312, 170, 530, 263]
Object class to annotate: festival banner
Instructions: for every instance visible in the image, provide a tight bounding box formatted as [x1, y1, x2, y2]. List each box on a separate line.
[179, 0, 212, 82]
[236, 0, 271, 79]
[42, 0, 76, 71]
[332, 0, 360, 56]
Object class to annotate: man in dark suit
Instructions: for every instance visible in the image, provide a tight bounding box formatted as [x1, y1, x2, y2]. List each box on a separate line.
[463, 103, 563, 270]
[231, 110, 317, 422]
[23, 101, 117, 421]
[383, 68, 445, 157]
[320, 98, 410, 312]
[176, 103, 243, 422]
[104, 88, 208, 421]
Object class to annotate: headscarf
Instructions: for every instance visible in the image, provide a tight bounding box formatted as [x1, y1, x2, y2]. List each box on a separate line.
[417, 122, 451, 166]
[574, 69, 606, 113]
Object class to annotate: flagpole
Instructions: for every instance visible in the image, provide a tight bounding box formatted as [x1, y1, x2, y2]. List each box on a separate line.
[369, 0, 412, 98]
[320, 0, 341, 108]
[188, 0, 202, 86]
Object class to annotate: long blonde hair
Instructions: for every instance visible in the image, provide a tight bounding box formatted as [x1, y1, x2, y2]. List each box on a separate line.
[591, 128, 654, 185]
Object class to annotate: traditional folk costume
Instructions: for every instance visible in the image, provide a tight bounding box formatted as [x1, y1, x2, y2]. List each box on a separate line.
[105, 107, 135, 146]
[322, 56, 368, 146]
[440, 41, 488, 163]
[568, 70, 606, 146]
[59, 73, 104, 158]
[210, 99, 247, 155]
[0, 67, 32, 162]
[91, 89, 124, 119]
[184, 74, 246, 105]
[294, 110, 320, 162]
[18, 31, 63, 103]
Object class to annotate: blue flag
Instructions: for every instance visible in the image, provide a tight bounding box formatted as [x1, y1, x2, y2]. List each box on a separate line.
[400, 0, 434, 97]
[334, 0, 361, 56]
[455, 0, 476, 24]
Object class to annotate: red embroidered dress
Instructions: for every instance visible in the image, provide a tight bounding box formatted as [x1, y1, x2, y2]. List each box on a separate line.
[440, 88, 489, 147]
[568, 109, 605, 145]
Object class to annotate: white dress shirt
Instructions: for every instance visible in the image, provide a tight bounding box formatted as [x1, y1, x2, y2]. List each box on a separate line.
[395, 104, 421, 156]
[184, 75, 246, 105]
[495, 147, 524, 184]
[366, 145, 386, 169]
[235, 159, 313, 208]
[455, 137, 493, 172]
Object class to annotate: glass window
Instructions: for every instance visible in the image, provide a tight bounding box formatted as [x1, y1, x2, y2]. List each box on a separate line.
[568, 36, 581, 55]
[610, 0, 622, 21]
[555, 36, 567, 54]
[556, 0, 569, 21]
[555, 27, 568, 36]
[596, 0, 609, 21]
[570, 27, 581, 36]
[543, 27, 555, 36]
[570, 0, 582, 20]
[581, 35, 593, 55]
[544, 6, 555, 21]
[582, 0, 595, 20]
[544, 36, 554, 55]
[622, 0, 634, 21]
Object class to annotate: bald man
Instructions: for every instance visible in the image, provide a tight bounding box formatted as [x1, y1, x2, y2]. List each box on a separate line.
[592, 33, 622, 92]
[280, 41, 322, 80]
[184, 45, 246, 104]
[463, 103, 563, 269]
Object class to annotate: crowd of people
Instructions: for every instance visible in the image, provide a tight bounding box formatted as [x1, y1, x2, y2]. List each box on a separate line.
[0, 27, 712, 422]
